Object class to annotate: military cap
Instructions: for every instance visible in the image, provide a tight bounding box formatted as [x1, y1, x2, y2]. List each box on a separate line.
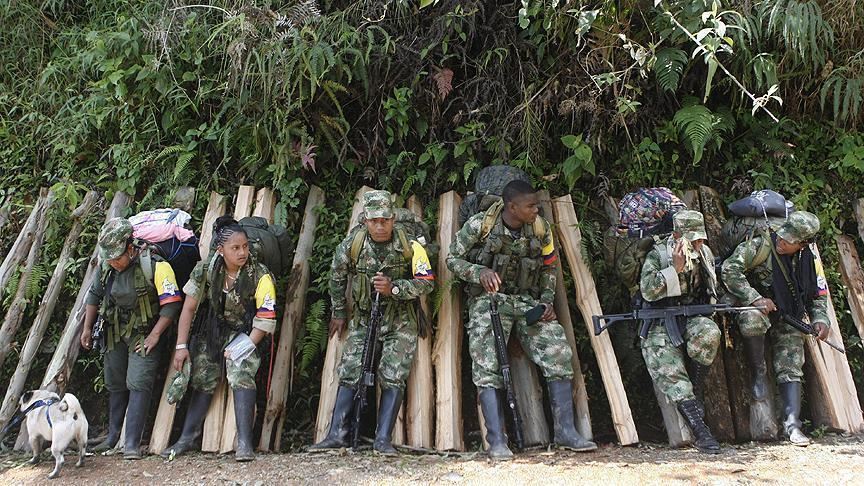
[363, 190, 394, 219]
[166, 360, 191, 405]
[776, 211, 820, 244]
[673, 210, 707, 242]
[98, 217, 133, 261]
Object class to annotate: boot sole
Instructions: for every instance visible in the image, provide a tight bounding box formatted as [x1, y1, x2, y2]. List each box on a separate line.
[558, 444, 598, 452]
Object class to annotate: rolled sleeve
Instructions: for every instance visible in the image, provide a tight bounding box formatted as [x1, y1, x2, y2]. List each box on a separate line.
[659, 266, 682, 297]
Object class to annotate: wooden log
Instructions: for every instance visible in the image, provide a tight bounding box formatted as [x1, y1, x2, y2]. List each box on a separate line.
[538, 192, 592, 440]
[653, 382, 693, 446]
[837, 235, 864, 344]
[855, 198, 864, 244]
[0, 203, 9, 243]
[314, 186, 374, 442]
[0, 190, 47, 302]
[0, 191, 97, 432]
[508, 338, 549, 445]
[149, 191, 226, 455]
[253, 188, 276, 220]
[433, 191, 465, 451]
[0, 189, 55, 371]
[172, 187, 196, 213]
[202, 187, 257, 452]
[258, 186, 325, 452]
[552, 194, 639, 446]
[404, 196, 434, 448]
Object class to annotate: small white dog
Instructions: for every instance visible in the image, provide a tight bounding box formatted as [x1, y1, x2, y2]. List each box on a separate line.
[18, 389, 88, 479]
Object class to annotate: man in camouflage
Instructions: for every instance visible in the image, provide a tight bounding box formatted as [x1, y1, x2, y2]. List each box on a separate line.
[721, 211, 829, 446]
[639, 210, 721, 454]
[310, 190, 434, 455]
[447, 180, 595, 460]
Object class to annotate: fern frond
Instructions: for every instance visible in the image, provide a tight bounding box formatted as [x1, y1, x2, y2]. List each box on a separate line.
[673, 103, 715, 164]
[653, 48, 688, 93]
[299, 299, 327, 373]
[172, 152, 194, 183]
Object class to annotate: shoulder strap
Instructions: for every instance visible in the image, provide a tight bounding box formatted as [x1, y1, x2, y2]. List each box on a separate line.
[479, 200, 504, 240]
[396, 227, 413, 262]
[350, 228, 367, 268]
[139, 248, 154, 286]
[751, 231, 772, 268]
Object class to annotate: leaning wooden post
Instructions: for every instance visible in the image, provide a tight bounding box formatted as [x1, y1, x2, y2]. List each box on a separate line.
[314, 186, 373, 442]
[0, 189, 56, 371]
[202, 185, 256, 453]
[837, 235, 864, 344]
[259, 186, 325, 452]
[149, 191, 224, 455]
[0, 191, 47, 300]
[855, 199, 864, 244]
[433, 191, 465, 451]
[552, 194, 639, 446]
[0, 191, 97, 432]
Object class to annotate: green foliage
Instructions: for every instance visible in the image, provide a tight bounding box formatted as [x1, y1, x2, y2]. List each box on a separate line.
[560, 134, 594, 188]
[653, 48, 689, 93]
[672, 101, 733, 164]
[299, 299, 327, 375]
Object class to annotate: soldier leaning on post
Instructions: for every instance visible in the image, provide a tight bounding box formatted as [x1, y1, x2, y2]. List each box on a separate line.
[447, 180, 596, 460]
[639, 210, 722, 454]
[310, 190, 435, 455]
[721, 211, 829, 446]
[79, 217, 183, 459]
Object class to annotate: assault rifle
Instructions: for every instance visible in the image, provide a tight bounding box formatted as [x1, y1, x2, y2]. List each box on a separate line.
[592, 303, 764, 347]
[352, 292, 382, 450]
[489, 294, 524, 450]
[91, 315, 106, 354]
[782, 314, 846, 354]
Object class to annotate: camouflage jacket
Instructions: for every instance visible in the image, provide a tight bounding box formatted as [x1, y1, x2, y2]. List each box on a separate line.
[330, 230, 434, 320]
[721, 235, 829, 325]
[640, 235, 717, 303]
[446, 212, 557, 304]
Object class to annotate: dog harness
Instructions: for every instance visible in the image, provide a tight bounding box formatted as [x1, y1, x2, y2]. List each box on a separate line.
[1, 398, 58, 436]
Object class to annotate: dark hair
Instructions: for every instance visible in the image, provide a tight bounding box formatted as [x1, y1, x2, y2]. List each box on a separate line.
[212, 216, 247, 248]
[502, 180, 536, 203]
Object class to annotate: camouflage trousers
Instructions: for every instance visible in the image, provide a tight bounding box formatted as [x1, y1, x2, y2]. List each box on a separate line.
[466, 293, 573, 389]
[641, 316, 720, 403]
[338, 308, 418, 390]
[737, 309, 805, 383]
[104, 332, 164, 393]
[190, 334, 261, 393]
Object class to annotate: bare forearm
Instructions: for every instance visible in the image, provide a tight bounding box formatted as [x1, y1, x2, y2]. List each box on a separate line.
[175, 296, 198, 346]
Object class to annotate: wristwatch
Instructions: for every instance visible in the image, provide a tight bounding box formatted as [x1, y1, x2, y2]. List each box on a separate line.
[391, 285, 400, 296]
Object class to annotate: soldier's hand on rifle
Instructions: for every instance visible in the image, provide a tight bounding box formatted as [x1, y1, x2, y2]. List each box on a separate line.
[329, 317, 347, 337]
[479, 268, 501, 293]
[372, 272, 393, 296]
[540, 303, 556, 322]
[752, 297, 777, 315]
[174, 348, 190, 371]
[814, 322, 830, 340]
[672, 238, 687, 273]
[79, 324, 92, 350]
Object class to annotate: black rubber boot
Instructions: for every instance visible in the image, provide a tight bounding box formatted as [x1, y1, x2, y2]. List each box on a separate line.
[780, 381, 810, 446]
[91, 391, 128, 452]
[677, 399, 721, 454]
[123, 390, 152, 459]
[743, 336, 770, 401]
[478, 387, 514, 461]
[233, 388, 257, 461]
[548, 380, 597, 452]
[160, 391, 214, 458]
[373, 387, 403, 456]
[309, 386, 355, 451]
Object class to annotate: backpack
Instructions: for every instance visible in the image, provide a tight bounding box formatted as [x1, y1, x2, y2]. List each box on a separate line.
[715, 190, 794, 261]
[350, 207, 438, 268]
[458, 165, 532, 227]
[603, 188, 687, 296]
[223, 216, 294, 276]
[129, 208, 201, 289]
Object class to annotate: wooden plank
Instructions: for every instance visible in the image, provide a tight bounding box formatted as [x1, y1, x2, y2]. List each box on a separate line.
[259, 186, 325, 451]
[654, 382, 693, 447]
[405, 196, 434, 449]
[233, 185, 256, 220]
[837, 235, 864, 345]
[433, 191, 465, 451]
[314, 186, 374, 442]
[855, 198, 864, 244]
[0, 191, 97, 433]
[0, 192, 46, 300]
[252, 187, 276, 221]
[508, 338, 549, 445]
[552, 194, 639, 445]
[149, 192, 226, 455]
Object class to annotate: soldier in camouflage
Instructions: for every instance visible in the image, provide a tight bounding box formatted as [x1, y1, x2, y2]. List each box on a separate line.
[447, 180, 596, 460]
[164, 216, 277, 461]
[310, 190, 435, 455]
[79, 218, 183, 459]
[639, 210, 721, 454]
[721, 210, 828, 446]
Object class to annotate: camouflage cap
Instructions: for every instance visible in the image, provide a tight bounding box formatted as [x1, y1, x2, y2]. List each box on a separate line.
[776, 211, 820, 244]
[673, 210, 707, 242]
[166, 360, 191, 405]
[98, 217, 133, 262]
[363, 190, 394, 219]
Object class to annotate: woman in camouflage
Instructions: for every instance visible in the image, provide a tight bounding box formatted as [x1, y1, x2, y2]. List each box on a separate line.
[162, 216, 277, 461]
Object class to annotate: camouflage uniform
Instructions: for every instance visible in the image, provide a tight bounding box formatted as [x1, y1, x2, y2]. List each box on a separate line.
[331, 190, 435, 390]
[721, 211, 828, 384]
[639, 210, 721, 404]
[446, 207, 572, 388]
[182, 255, 277, 392]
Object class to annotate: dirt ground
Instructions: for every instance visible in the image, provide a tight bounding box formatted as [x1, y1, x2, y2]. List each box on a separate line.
[2, 435, 862, 485]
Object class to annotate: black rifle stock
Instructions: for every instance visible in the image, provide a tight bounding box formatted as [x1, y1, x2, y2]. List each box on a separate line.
[592, 303, 763, 347]
[489, 294, 524, 450]
[352, 292, 382, 450]
[782, 314, 846, 354]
